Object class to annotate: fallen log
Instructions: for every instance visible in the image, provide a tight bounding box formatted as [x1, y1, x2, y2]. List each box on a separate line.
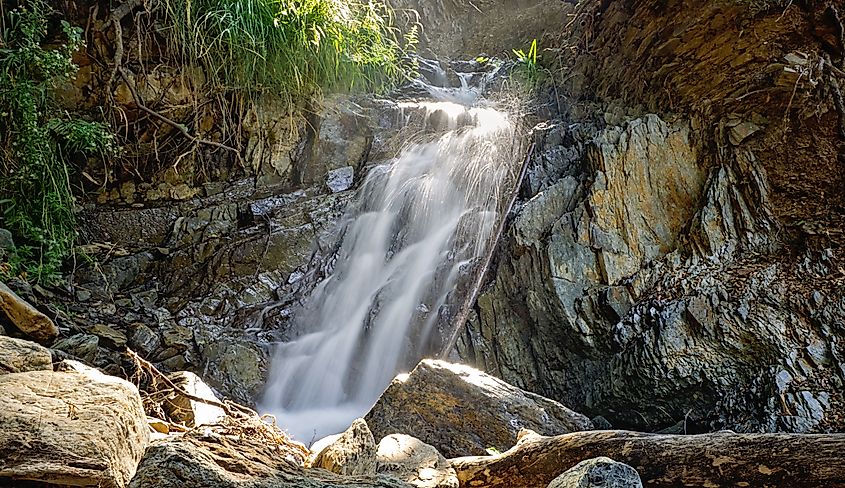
[449, 430, 845, 488]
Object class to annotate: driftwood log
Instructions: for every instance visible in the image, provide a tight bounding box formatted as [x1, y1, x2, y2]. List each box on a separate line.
[449, 430, 845, 488]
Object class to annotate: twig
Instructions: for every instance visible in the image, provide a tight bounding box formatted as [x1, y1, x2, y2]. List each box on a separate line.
[438, 143, 536, 358]
[118, 68, 241, 158]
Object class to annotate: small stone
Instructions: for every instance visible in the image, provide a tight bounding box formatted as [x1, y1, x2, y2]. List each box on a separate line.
[75, 289, 92, 302]
[591, 416, 613, 430]
[326, 166, 355, 193]
[547, 457, 643, 488]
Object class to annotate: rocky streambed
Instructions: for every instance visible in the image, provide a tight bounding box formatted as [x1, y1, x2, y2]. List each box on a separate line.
[2, 288, 845, 487]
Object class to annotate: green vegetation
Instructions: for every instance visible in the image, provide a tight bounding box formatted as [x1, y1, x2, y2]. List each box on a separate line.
[512, 38, 541, 89]
[156, 0, 412, 100]
[0, 0, 115, 283]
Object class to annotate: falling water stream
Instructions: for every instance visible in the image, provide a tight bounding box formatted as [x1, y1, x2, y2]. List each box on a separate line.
[262, 70, 519, 441]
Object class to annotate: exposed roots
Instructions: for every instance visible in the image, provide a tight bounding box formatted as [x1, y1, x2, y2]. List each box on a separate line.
[125, 347, 309, 465]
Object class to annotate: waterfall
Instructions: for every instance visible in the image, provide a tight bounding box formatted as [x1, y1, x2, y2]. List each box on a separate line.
[261, 75, 519, 441]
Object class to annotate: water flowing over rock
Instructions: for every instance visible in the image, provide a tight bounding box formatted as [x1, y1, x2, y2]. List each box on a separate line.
[261, 74, 521, 439]
[364, 360, 593, 458]
[0, 360, 148, 488]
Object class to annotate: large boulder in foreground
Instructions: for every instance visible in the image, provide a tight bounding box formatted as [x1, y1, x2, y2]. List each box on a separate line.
[130, 428, 411, 488]
[0, 335, 52, 374]
[548, 457, 642, 488]
[365, 360, 593, 458]
[0, 362, 149, 487]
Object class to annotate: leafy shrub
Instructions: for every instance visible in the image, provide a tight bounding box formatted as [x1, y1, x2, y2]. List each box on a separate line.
[0, 0, 115, 283]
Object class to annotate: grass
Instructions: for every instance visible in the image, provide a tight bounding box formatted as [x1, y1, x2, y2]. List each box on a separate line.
[512, 38, 541, 89]
[155, 0, 411, 101]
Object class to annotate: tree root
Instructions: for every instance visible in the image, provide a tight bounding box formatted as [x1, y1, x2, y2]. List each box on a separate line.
[117, 68, 240, 158]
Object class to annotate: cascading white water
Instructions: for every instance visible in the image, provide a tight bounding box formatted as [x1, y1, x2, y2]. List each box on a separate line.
[262, 82, 518, 441]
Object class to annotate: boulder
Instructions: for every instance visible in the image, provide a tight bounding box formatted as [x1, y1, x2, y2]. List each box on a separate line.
[376, 434, 458, 488]
[312, 418, 377, 476]
[0, 336, 52, 374]
[547, 457, 642, 488]
[160, 371, 226, 427]
[130, 431, 412, 488]
[0, 363, 149, 487]
[365, 360, 593, 458]
[0, 280, 58, 343]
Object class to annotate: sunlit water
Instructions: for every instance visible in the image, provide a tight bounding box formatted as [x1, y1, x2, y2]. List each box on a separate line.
[261, 80, 518, 442]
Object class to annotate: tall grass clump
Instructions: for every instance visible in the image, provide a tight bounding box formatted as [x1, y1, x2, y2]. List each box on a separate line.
[0, 0, 115, 283]
[155, 0, 411, 100]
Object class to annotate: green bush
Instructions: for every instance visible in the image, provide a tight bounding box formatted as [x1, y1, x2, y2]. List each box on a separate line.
[0, 0, 115, 283]
[156, 0, 411, 100]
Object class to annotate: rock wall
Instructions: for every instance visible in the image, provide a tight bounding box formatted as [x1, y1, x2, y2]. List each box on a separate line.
[457, 0, 845, 433]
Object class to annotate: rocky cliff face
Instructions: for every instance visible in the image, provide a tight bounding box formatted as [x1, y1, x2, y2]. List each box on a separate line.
[456, 0, 845, 433]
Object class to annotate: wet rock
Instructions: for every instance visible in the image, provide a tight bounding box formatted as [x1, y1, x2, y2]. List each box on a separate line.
[130, 432, 411, 488]
[376, 434, 458, 488]
[160, 371, 226, 427]
[52, 333, 100, 363]
[365, 360, 593, 458]
[0, 281, 58, 344]
[0, 336, 52, 374]
[0, 362, 148, 487]
[313, 418, 377, 476]
[547, 457, 642, 488]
